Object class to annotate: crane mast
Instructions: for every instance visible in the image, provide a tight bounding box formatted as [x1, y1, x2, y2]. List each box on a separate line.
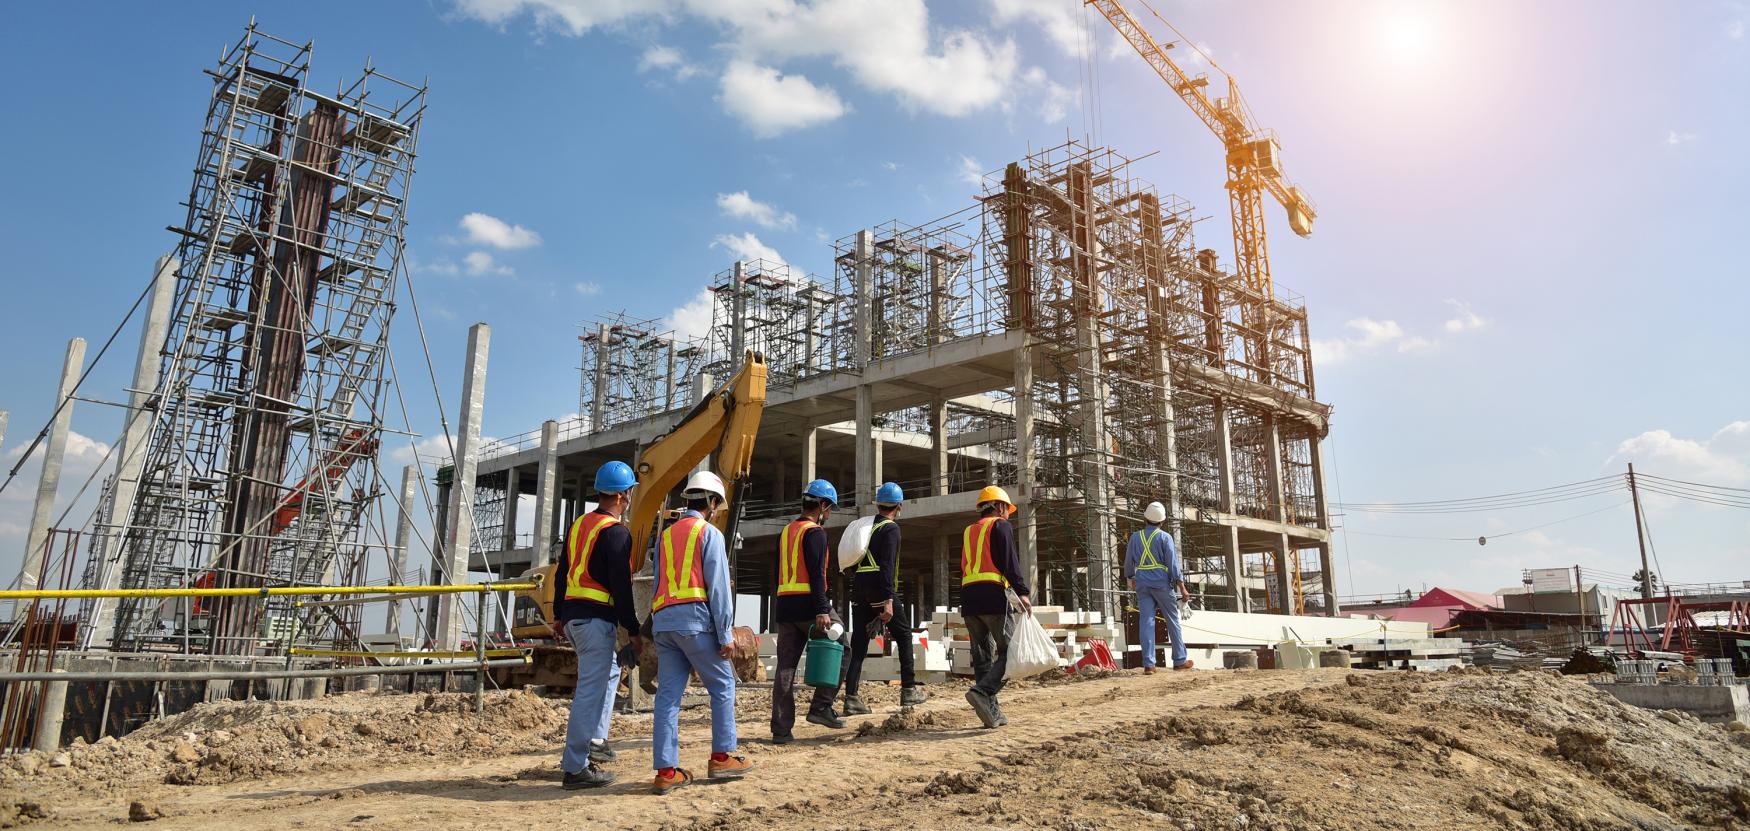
[1087, 0, 1314, 299]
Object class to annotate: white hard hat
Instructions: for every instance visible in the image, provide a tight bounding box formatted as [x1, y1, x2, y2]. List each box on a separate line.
[1144, 501, 1167, 524]
[684, 471, 727, 502]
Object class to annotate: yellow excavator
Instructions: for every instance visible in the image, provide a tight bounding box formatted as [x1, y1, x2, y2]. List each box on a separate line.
[498, 352, 768, 687]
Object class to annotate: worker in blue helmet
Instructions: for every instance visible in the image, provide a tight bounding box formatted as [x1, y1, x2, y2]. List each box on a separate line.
[769, 478, 849, 742]
[843, 481, 927, 715]
[553, 460, 640, 789]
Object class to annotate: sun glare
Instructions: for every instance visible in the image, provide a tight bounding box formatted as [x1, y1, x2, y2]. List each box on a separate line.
[1375, 5, 1440, 64]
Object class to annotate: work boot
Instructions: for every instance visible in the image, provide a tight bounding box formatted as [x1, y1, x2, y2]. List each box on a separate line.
[842, 695, 872, 716]
[806, 708, 846, 729]
[993, 699, 1009, 727]
[900, 687, 929, 707]
[770, 732, 794, 745]
[1173, 659, 1196, 671]
[965, 688, 999, 729]
[588, 739, 617, 763]
[652, 767, 694, 795]
[707, 753, 754, 780]
[1143, 667, 1158, 676]
[562, 763, 616, 790]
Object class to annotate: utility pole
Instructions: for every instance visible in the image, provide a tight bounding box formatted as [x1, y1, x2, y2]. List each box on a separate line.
[1573, 564, 1586, 646]
[1627, 463, 1652, 600]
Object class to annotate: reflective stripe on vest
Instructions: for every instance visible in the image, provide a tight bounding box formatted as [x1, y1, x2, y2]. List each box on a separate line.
[777, 519, 819, 596]
[961, 516, 1006, 586]
[653, 516, 709, 612]
[1137, 527, 1168, 571]
[856, 518, 898, 592]
[563, 512, 621, 605]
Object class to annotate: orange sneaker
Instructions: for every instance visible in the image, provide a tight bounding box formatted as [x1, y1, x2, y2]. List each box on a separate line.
[707, 753, 754, 780]
[652, 767, 694, 795]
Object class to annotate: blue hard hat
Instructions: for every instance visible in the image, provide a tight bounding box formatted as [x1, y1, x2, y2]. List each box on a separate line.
[875, 481, 904, 506]
[803, 479, 838, 505]
[594, 460, 638, 494]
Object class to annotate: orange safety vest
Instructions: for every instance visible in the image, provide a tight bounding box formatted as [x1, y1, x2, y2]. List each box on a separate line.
[776, 518, 819, 596]
[653, 516, 710, 612]
[563, 511, 622, 605]
[961, 516, 1007, 587]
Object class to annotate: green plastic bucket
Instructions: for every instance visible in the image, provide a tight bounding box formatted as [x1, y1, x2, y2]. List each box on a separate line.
[803, 638, 844, 688]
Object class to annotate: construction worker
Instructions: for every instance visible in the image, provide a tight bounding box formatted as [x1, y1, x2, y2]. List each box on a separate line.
[960, 485, 1032, 729]
[552, 460, 641, 789]
[648, 471, 753, 795]
[843, 482, 927, 715]
[1127, 501, 1193, 672]
[769, 479, 849, 742]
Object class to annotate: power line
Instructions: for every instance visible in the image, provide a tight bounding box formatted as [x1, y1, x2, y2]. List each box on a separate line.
[1333, 474, 1622, 511]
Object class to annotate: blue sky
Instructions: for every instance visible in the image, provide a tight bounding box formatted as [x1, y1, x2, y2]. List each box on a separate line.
[1, 0, 1745, 602]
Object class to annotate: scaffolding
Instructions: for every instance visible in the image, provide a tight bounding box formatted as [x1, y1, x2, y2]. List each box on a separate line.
[577, 313, 699, 432]
[89, 23, 424, 654]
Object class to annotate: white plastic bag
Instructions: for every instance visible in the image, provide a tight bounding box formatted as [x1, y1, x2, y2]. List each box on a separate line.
[835, 515, 875, 571]
[1004, 611, 1059, 679]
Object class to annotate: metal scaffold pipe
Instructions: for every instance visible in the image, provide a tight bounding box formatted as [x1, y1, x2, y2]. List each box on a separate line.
[0, 656, 531, 684]
[0, 582, 536, 600]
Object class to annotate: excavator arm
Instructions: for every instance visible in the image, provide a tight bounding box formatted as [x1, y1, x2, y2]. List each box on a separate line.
[511, 352, 768, 637]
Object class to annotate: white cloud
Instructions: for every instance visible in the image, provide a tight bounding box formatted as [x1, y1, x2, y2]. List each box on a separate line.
[883, 161, 900, 171]
[716, 191, 798, 231]
[639, 44, 700, 80]
[453, 1, 1017, 123]
[1728, 19, 1745, 39]
[1441, 299, 1488, 334]
[1609, 421, 1750, 484]
[1313, 317, 1434, 366]
[0, 430, 116, 576]
[989, 0, 1082, 55]
[710, 232, 785, 265]
[573, 281, 601, 296]
[1021, 66, 1073, 124]
[719, 62, 849, 137]
[958, 155, 986, 188]
[459, 212, 542, 250]
[463, 251, 514, 277]
[1665, 130, 1697, 146]
[413, 255, 460, 276]
[663, 288, 718, 341]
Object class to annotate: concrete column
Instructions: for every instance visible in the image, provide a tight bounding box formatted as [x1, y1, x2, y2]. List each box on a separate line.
[927, 248, 949, 344]
[19, 338, 86, 601]
[803, 292, 819, 375]
[1317, 543, 1339, 616]
[929, 397, 949, 496]
[1223, 526, 1245, 613]
[501, 467, 522, 553]
[664, 340, 677, 410]
[731, 261, 747, 363]
[933, 535, 950, 612]
[1307, 432, 1339, 616]
[691, 371, 714, 478]
[853, 230, 873, 367]
[1273, 533, 1294, 615]
[87, 256, 177, 647]
[1012, 341, 1038, 591]
[1068, 164, 1114, 624]
[1214, 401, 1238, 515]
[436, 323, 490, 652]
[531, 420, 560, 568]
[591, 323, 609, 432]
[32, 671, 68, 752]
[1264, 414, 1288, 524]
[423, 479, 451, 642]
[801, 424, 818, 485]
[387, 465, 416, 637]
[856, 385, 873, 510]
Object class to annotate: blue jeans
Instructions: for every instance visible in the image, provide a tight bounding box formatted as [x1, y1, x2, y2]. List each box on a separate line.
[561, 617, 619, 773]
[1137, 584, 1188, 668]
[653, 630, 738, 769]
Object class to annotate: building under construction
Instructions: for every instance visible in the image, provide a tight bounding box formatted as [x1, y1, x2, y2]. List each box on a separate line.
[461, 140, 1338, 627]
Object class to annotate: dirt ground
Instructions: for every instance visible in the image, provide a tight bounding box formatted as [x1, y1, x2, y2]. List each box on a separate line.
[4, 668, 1749, 830]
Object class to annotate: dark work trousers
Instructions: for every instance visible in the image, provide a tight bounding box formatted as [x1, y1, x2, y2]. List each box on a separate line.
[964, 613, 1013, 699]
[845, 598, 915, 696]
[770, 616, 847, 737]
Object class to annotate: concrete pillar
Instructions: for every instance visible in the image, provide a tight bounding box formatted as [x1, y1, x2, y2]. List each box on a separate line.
[1068, 164, 1114, 623]
[1273, 533, 1294, 615]
[1307, 433, 1339, 616]
[591, 323, 609, 432]
[19, 338, 86, 601]
[853, 230, 873, 367]
[1317, 543, 1339, 616]
[803, 291, 819, 375]
[856, 385, 873, 510]
[933, 535, 950, 612]
[1213, 400, 1246, 613]
[1012, 341, 1038, 591]
[87, 256, 177, 647]
[501, 467, 522, 553]
[436, 323, 490, 652]
[423, 479, 451, 642]
[531, 420, 560, 568]
[1264, 415, 1288, 524]
[801, 424, 818, 486]
[1223, 526, 1245, 613]
[774, 452, 788, 505]
[664, 340, 677, 410]
[32, 671, 68, 752]
[929, 397, 949, 496]
[927, 248, 949, 344]
[387, 465, 416, 637]
[731, 261, 747, 363]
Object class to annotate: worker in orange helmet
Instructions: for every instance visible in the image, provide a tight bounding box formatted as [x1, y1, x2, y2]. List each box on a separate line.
[960, 485, 1031, 729]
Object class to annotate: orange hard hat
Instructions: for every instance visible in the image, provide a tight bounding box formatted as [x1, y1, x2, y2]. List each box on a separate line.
[975, 485, 1016, 516]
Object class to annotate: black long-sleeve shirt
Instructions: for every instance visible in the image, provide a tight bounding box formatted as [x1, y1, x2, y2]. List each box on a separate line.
[554, 512, 640, 636]
[852, 518, 901, 603]
[960, 517, 1031, 617]
[774, 519, 832, 623]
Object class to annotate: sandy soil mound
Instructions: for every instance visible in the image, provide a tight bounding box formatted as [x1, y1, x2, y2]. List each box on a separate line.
[0, 689, 566, 797]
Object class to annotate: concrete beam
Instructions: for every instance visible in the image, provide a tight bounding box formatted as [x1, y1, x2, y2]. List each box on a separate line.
[1178, 362, 1330, 435]
[436, 322, 490, 651]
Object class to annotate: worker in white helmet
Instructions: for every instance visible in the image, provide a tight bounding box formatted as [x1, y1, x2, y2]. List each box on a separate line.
[1125, 501, 1192, 673]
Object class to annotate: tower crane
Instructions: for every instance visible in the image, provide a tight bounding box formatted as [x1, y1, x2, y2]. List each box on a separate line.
[1087, 0, 1315, 299]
